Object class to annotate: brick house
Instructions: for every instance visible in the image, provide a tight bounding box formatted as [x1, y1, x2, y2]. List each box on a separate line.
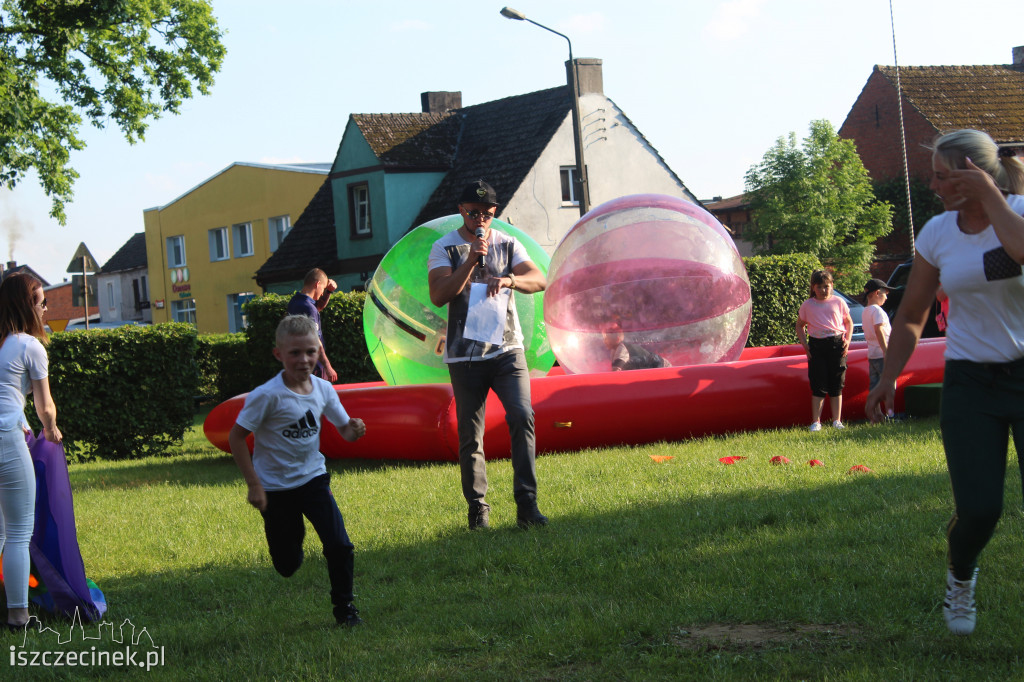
[839, 46, 1024, 277]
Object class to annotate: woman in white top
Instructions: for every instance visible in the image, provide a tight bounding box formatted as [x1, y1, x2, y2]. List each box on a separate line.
[866, 129, 1024, 636]
[0, 273, 62, 631]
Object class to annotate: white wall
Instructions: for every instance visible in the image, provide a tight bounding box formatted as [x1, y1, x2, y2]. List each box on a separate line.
[501, 93, 696, 254]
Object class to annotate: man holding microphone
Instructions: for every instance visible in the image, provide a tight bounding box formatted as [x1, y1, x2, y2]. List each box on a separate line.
[427, 180, 549, 531]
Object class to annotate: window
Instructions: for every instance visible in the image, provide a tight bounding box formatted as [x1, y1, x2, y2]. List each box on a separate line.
[232, 223, 254, 257]
[171, 299, 196, 325]
[166, 235, 186, 267]
[349, 183, 371, 237]
[133, 276, 150, 310]
[560, 167, 579, 204]
[269, 215, 291, 252]
[227, 292, 255, 333]
[208, 227, 229, 261]
[106, 282, 116, 312]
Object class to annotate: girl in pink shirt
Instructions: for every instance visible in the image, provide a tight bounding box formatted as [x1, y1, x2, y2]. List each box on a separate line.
[796, 270, 854, 431]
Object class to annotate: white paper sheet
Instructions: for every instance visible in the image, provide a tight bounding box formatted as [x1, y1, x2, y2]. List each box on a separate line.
[464, 283, 509, 345]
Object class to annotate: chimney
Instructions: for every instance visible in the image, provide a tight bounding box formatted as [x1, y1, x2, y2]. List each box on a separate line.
[421, 91, 462, 114]
[1014, 46, 1024, 66]
[567, 58, 603, 96]
[6, 261, 15, 271]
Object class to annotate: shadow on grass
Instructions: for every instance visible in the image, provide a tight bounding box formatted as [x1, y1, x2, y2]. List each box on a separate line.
[34, 459, 1024, 680]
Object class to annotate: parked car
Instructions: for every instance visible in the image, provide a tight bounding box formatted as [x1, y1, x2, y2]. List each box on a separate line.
[882, 259, 944, 338]
[833, 290, 865, 343]
[61, 320, 150, 332]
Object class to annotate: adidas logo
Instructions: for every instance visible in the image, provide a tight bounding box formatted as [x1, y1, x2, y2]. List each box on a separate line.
[282, 410, 318, 438]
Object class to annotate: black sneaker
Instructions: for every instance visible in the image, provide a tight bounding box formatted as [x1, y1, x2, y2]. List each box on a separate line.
[468, 502, 490, 530]
[336, 603, 363, 627]
[516, 500, 549, 528]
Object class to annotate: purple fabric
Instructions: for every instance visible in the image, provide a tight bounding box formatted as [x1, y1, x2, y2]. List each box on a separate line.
[26, 431, 103, 622]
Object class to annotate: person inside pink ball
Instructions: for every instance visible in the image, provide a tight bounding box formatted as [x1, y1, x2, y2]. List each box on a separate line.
[601, 322, 671, 371]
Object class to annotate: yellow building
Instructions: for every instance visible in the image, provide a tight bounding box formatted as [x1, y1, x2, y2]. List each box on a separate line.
[144, 162, 329, 333]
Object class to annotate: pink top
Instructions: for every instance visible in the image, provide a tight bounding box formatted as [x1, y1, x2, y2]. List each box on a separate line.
[798, 296, 849, 338]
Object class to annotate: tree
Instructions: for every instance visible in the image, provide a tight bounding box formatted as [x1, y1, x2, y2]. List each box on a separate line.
[0, 0, 226, 223]
[743, 120, 893, 291]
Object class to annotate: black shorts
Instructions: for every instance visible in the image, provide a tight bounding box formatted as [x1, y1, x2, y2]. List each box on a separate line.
[807, 335, 847, 397]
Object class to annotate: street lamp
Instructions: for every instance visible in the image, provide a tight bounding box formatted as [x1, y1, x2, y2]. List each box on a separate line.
[500, 7, 590, 215]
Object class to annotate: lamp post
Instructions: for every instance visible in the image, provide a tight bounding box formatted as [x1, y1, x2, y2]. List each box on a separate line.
[500, 6, 590, 216]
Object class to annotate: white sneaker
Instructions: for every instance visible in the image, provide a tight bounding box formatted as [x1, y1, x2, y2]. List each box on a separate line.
[809, 422, 822, 432]
[943, 568, 978, 635]
[832, 420, 845, 429]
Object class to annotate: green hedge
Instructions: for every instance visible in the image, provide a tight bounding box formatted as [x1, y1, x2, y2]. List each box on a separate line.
[196, 332, 250, 402]
[244, 291, 378, 387]
[27, 324, 198, 461]
[744, 253, 823, 347]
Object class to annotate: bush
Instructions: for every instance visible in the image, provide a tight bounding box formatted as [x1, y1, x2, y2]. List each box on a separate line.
[196, 333, 250, 402]
[244, 291, 378, 388]
[29, 324, 198, 460]
[745, 253, 822, 347]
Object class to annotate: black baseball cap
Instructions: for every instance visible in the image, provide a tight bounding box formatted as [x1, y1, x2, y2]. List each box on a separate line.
[863, 278, 892, 294]
[458, 180, 499, 206]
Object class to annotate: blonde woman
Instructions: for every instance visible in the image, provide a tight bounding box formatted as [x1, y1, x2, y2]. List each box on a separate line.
[867, 129, 1024, 635]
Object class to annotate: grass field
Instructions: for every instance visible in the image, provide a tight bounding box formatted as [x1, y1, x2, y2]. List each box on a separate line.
[4, 415, 1023, 681]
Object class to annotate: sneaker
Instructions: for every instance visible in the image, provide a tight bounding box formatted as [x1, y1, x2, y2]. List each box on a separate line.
[943, 568, 978, 635]
[809, 422, 822, 432]
[516, 499, 549, 528]
[832, 420, 845, 430]
[468, 502, 490, 530]
[336, 602, 363, 627]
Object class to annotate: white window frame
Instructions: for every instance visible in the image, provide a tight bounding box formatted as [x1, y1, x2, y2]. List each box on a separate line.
[171, 299, 196, 325]
[232, 222, 254, 258]
[208, 227, 229, 261]
[106, 282, 116, 313]
[269, 215, 291, 252]
[349, 184, 371, 237]
[166, 235, 186, 267]
[227, 292, 256, 333]
[560, 166, 579, 205]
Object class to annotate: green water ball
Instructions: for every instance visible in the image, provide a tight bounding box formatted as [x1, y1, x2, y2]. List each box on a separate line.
[363, 214, 554, 385]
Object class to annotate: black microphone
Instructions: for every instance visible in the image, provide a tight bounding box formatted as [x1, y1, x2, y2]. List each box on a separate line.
[475, 227, 485, 268]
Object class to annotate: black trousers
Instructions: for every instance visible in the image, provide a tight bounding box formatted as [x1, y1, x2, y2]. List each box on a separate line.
[261, 473, 355, 619]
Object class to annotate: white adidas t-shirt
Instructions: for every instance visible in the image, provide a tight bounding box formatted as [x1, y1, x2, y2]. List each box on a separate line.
[235, 372, 350, 491]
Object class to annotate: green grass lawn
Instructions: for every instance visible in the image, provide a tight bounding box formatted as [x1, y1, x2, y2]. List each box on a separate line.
[5, 416, 1023, 681]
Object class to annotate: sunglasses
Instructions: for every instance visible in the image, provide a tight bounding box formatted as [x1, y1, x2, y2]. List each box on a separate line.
[464, 210, 495, 220]
[36, 298, 47, 310]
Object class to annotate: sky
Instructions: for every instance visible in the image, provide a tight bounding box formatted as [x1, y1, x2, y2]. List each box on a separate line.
[2, 0, 1023, 285]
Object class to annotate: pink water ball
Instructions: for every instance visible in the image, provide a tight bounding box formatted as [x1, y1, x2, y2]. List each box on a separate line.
[544, 194, 751, 374]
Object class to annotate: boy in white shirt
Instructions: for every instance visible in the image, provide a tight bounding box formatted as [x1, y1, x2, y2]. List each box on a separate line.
[861, 278, 893, 391]
[229, 315, 367, 627]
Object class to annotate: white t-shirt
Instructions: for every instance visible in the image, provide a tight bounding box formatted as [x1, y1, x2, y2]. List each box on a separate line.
[428, 228, 531, 362]
[234, 372, 351, 491]
[0, 333, 48, 432]
[915, 194, 1024, 363]
[862, 304, 890, 360]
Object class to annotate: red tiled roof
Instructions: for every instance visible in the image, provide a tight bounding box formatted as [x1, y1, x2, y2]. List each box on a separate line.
[876, 64, 1024, 143]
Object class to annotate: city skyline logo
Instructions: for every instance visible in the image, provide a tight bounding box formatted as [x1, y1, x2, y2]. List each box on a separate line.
[7, 608, 165, 672]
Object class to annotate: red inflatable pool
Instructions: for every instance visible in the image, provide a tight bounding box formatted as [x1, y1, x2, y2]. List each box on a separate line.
[204, 339, 946, 462]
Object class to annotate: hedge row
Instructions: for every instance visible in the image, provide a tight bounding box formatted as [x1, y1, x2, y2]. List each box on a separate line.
[744, 253, 823, 347]
[27, 324, 199, 461]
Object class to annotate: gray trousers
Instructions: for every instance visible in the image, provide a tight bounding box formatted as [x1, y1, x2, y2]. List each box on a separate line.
[448, 350, 537, 506]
